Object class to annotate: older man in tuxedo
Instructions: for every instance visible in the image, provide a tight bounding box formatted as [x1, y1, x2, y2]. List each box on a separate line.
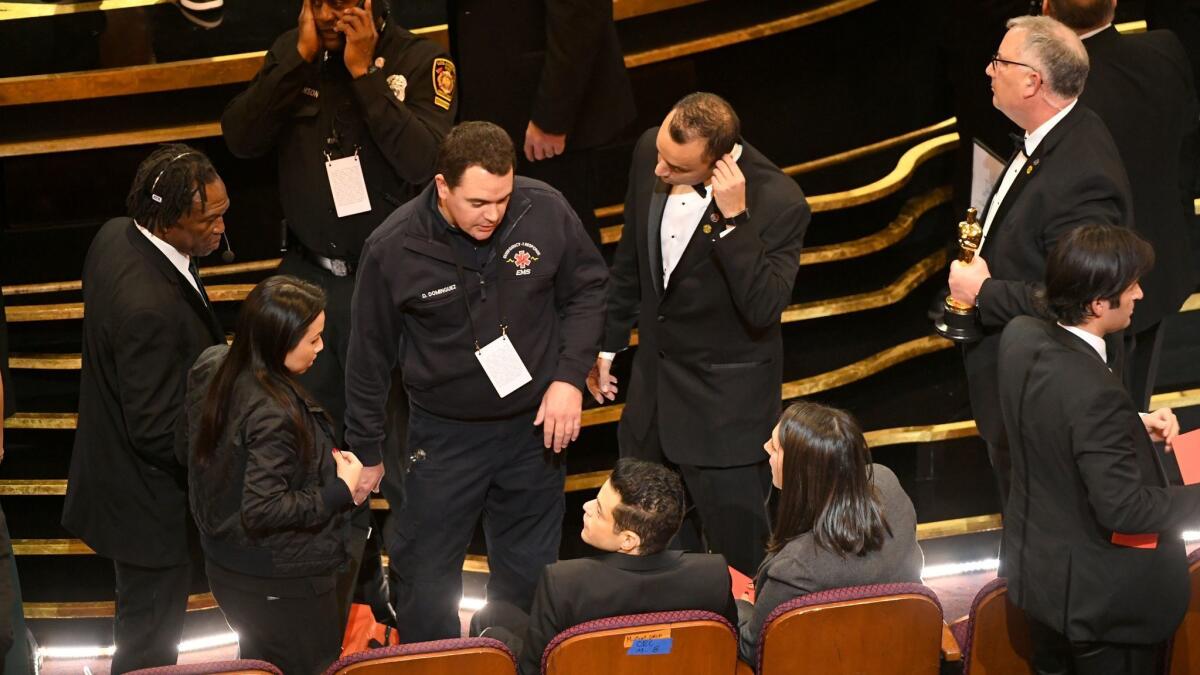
[947, 15, 1133, 505]
[1000, 224, 1195, 674]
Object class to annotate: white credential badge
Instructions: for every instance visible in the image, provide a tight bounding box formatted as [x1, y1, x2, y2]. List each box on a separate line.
[475, 334, 533, 398]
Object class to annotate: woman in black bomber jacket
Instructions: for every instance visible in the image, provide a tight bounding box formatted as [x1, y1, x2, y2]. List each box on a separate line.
[183, 275, 362, 673]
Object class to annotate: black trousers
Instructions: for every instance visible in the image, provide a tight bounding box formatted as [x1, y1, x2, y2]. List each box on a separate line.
[207, 563, 342, 675]
[111, 559, 190, 673]
[1124, 320, 1166, 413]
[618, 412, 772, 576]
[389, 405, 565, 643]
[1028, 618, 1161, 675]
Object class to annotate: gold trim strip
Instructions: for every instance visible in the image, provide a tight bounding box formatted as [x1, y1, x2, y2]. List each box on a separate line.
[0, 0, 169, 20]
[622, 0, 877, 68]
[782, 249, 947, 323]
[0, 479, 66, 495]
[25, 593, 217, 620]
[8, 353, 80, 370]
[1194, 197, 1199, 217]
[916, 514, 1002, 541]
[807, 133, 958, 213]
[782, 334, 953, 400]
[2, 413, 76, 430]
[11, 539, 93, 555]
[2, 258, 281, 297]
[0, 122, 220, 159]
[1115, 20, 1147, 34]
[801, 186, 951, 265]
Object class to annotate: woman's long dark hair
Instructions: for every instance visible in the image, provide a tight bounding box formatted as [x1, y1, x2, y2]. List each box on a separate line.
[766, 401, 891, 557]
[193, 275, 326, 467]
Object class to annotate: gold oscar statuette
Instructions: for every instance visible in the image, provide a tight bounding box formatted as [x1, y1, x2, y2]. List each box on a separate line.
[933, 208, 984, 343]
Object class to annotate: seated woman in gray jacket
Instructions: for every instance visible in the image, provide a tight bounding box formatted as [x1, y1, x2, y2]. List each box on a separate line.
[738, 400, 924, 664]
[183, 276, 363, 674]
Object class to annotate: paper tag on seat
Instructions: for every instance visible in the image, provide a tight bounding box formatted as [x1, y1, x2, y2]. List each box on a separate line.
[1111, 532, 1158, 549]
[623, 629, 670, 648]
[475, 334, 532, 398]
[325, 155, 371, 218]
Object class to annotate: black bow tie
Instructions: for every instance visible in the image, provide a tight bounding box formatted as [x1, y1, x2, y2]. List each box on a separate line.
[1009, 132, 1028, 157]
[691, 183, 708, 197]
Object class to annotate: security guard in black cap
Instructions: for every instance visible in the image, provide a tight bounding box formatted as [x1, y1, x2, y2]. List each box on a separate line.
[221, 0, 456, 628]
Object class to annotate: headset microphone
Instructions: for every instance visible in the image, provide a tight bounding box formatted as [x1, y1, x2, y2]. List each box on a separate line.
[221, 232, 235, 263]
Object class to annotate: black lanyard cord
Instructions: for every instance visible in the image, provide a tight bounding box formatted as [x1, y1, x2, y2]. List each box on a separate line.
[451, 246, 506, 352]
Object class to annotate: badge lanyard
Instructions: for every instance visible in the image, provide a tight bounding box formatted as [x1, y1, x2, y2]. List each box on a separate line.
[450, 248, 507, 351]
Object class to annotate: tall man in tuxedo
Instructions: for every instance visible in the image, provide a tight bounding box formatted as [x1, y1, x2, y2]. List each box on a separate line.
[588, 92, 810, 574]
[999, 224, 1194, 675]
[62, 145, 228, 672]
[1044, 0, 1199, 411]
[947, 15, 1133, 505]
[448, 0, 636, 246]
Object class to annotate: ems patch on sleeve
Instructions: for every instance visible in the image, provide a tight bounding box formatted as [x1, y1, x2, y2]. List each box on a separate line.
[432, 57, 456, 110]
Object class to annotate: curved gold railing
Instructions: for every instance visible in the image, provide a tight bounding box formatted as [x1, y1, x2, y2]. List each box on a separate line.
[2, 118, 958, 297]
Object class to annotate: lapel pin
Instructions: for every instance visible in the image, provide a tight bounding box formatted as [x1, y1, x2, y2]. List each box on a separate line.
[703, 224, 713, 234]
[710, 213, 719, 223]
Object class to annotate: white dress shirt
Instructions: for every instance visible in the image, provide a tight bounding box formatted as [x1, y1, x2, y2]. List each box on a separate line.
[659, 143, 744, 288]
[1058, 322, 1107, 364]
[981, 99, 1079, 248]
[134, 221, 204, 297]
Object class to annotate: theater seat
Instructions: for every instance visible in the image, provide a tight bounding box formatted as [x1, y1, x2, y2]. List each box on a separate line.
[127, 660, 282, 675]
[949, 577, 1033, 675]
[1166, 548, 1200, 675]
[756, 583, 943, 675]
[539, 610, 737, 675]
[323, 637, 515, 675]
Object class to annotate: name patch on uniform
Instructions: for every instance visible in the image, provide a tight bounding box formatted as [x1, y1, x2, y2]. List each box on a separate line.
[420, 283, 457, 300]
[302, 87, 320, 99]
[432, 58, 456, 110]
[503, 242, 541, 276]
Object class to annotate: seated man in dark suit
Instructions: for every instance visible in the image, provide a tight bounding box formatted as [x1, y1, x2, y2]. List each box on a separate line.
[999, 224, 1198, 675]
[474, 458, 737, 675]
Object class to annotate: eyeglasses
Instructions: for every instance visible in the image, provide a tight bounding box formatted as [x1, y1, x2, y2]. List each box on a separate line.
[991, 52, 1039, 73]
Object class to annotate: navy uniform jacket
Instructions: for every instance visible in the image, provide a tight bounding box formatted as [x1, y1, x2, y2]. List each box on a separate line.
[344, 178, 607, 464]
[999, 316, 1200, 643]
[603, 129, 810, 467]
[63, 218, 224, 567]
[222, 23, 456, 260]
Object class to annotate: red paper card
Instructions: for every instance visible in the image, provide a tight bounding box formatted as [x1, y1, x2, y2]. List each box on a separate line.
[1172, 428, 1200, 486]
[1111, 532, 1158, 549]
[730, 565, 755, 603]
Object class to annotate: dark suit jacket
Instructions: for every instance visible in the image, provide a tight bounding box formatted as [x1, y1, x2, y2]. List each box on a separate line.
[449, 0, 636, 152]
[1080, 26, 1199, 332]
[62, 218, 223, 567]
[604, 129, 810, 467]
[515, 550, 736, 675]
[999, 316, 1200, 643]
[965, 104, 1133, 459]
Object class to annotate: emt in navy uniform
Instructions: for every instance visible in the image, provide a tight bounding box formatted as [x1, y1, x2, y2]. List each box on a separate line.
[344, 121, 608, 642]
[221, 0, 457, 622]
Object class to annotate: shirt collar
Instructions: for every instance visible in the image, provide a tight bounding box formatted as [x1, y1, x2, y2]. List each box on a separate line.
[134, 220, 192, 278]
[1058, 322, 1107, 363]
[1079, 23, 1112, 40]
[1023, 98, 1078, 155]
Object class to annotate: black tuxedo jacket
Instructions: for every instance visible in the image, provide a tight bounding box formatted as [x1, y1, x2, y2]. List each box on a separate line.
[965, 104, 1133, 456]
[63, 218, 223, 567]
[518, 550, 736, 675]
[999, 316, 1200, 644]
[604, 129, 810, 467]
[448, 0, 636, 152]
[1081, 26, 1199, 332]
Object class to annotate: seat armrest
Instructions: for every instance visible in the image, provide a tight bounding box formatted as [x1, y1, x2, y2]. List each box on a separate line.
[941, 621, 963, 662]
